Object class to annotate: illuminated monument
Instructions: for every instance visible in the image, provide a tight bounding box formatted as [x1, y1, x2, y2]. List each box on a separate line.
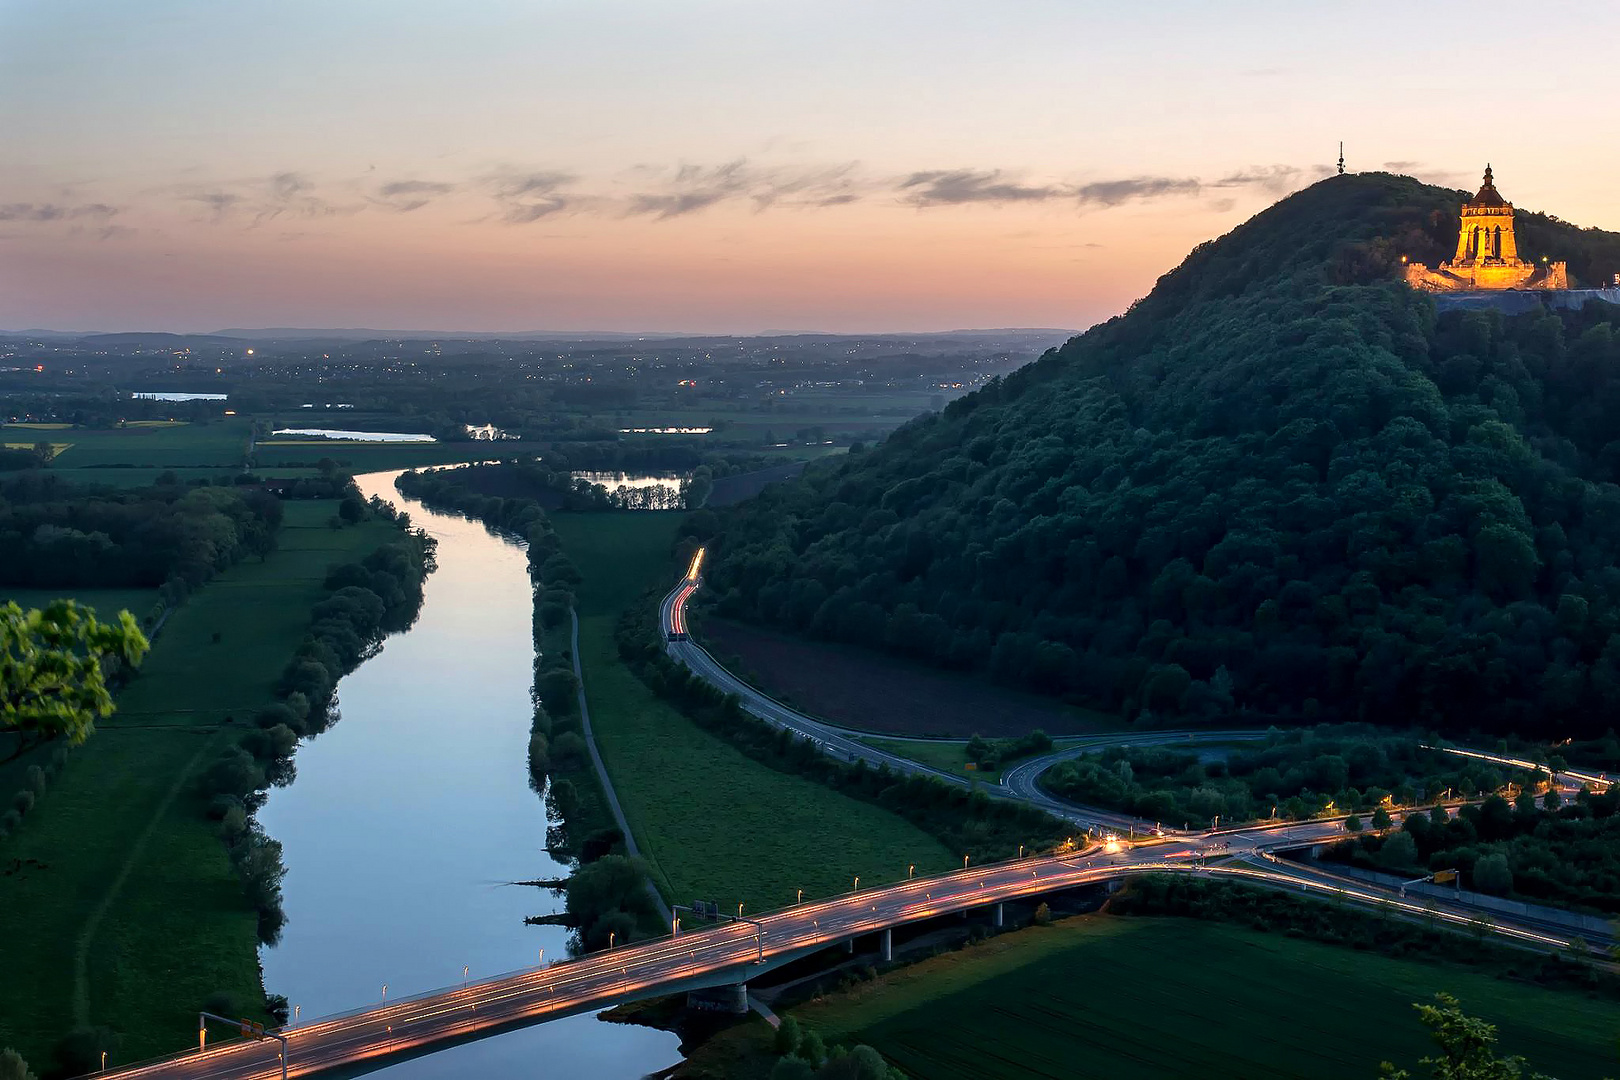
[1404, 165, 1568, 292]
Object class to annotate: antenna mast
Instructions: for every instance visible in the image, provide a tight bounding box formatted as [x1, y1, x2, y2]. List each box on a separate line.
[1338, 142, 1345, 176]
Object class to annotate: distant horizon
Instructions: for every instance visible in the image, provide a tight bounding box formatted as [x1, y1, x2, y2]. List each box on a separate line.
[2, 324, 1081, 341]
[5, 2, 1618, 332]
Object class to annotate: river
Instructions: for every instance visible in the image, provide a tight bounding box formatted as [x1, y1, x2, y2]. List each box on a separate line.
[256, 470, 681, 1078]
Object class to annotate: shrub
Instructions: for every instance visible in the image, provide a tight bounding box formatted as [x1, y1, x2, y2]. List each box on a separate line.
[0, 1046, 36, 1080]
[528, 733, 550, 788]
[1472, 853, 1513, 896]
[1378, 830, 1419, 869]
[771, 1055, 816, 1080]
[24, 766, 46, 797]
[774, 1016, 802, 1056]
[769, 1058, 814, 1080]
[798, 1032, 827, 1067]
[551, 731, 589, 770]
[202, 746, 265, 800]
[12, 790, 34, 816]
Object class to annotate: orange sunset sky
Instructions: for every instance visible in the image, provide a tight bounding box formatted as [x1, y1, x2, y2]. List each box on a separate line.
[3, 0, 1616, 334]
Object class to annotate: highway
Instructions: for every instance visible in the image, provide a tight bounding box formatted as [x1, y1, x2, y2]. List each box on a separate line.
[96, 551, 1607, 1078]
[109, 820, 1583, 1080]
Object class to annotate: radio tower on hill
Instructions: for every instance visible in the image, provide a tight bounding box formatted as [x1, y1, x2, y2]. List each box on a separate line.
[1338, 142, 1345, 175]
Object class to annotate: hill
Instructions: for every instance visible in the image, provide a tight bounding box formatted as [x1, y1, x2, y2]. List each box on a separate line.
[704, 172, 1620, 736]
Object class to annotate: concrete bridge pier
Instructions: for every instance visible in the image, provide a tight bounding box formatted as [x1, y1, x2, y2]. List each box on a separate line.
[993, 902, 1004, 928]
[845, 937, 855, 954]
[687, 983, 748, 1015]
[881, 928, 893, 962]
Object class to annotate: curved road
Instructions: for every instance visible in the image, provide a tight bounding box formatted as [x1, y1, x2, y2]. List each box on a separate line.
[668, 565, 1284, 835]
[95, 556, 1608, 1078]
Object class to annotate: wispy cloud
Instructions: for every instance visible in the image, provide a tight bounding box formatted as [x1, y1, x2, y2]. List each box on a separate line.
[12, 157, 1327, 236]
[1210, 164, 1321, 195]
[623, 160, 864, 219]
[484, 170, 578, 223]
[373, 179, 457, 213]
[1075, 176, 1201, 206]
[0, 202, 119, 222]
[900, 169, 1061, 206]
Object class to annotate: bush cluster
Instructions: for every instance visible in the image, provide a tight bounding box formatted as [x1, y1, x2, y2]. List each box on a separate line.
[768, 1016, 903, 1080]
[1044, 726, 1534, 828]
[1332, 786, 1620, 912]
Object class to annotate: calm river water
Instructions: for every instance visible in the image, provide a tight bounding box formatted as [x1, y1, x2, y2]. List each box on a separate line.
[256, 471, 681, 1077]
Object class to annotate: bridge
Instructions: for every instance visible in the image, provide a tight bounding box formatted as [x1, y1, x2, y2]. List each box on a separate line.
[100, 550, 1610, 1078]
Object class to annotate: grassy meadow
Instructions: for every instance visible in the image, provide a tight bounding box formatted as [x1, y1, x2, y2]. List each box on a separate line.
[686, 916, 1620, 1080]
[550, 512, 955, 915]
[43, 419, 252, 468]
[0, 501, 402, 1067]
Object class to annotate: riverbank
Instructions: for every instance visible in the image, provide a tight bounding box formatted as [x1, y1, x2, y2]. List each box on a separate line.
[0, 500, 405, 1067]
[255, 471, 681, 1078]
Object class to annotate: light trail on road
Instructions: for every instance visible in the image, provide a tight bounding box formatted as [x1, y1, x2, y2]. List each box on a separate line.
[99, 552, 1608, 1078]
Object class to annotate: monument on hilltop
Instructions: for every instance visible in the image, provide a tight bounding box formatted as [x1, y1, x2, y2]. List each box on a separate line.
[1404, 165, 1568, 292]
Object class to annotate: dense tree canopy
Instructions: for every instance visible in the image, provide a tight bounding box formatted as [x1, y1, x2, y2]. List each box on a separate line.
[707, 173, 1620, 737]
[0, 476, 281, 590]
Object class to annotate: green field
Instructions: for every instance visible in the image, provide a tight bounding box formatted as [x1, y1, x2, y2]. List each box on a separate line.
[712, 917, 1620, 1079]
[550, 512, 955, 914]
[0, 501, 402, 1067]
[252, 440, 503, 471]
[40, 420, 253, 468]
[1, 587, 160, 621]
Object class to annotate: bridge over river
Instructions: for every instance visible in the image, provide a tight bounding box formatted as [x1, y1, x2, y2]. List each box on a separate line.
[101, 553, 1606, 1079]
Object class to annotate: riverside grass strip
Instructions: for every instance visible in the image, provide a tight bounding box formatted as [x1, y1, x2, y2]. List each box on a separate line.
[550, 512, 956, 915]
[0, 501, 400, 1066]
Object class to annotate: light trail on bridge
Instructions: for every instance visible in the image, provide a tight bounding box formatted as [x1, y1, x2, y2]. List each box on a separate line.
[96, 550, 1606, 1078]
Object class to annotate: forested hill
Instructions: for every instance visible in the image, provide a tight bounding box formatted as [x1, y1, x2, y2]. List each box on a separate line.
[704, 173, 1620, 737]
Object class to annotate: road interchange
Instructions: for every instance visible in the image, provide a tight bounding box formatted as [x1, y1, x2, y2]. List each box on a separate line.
[96, 550, 1612, 1079]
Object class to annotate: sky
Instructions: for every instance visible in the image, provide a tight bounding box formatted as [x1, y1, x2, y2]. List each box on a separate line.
[2, 0, 1617, 334]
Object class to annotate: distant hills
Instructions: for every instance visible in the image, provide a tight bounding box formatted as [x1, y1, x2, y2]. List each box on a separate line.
[705, 172, 1620, 737]
[3, 327, 1078, 346]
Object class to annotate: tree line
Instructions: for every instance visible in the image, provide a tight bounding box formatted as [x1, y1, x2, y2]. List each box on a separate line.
[1044, 727, 1532, 829]
[0, 473, 281, 595]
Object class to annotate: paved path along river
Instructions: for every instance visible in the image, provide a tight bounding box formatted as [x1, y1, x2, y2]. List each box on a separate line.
[255, 471, 680, 1078]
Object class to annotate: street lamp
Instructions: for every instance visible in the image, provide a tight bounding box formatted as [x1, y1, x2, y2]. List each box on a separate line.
[853, 876, 860, 892]
[738, 902, 744, 917]
[963, 854, 970, 870]
[609, 932, 616, 950]
[100, 1051, 107, 1072]
[797, 888, 804, 904]
[463, 964, 470, 989]
[908, 864, 915, 879]
[293, 1004, 300, 1026]
[1018, 844, 1024, 858]
[538, 948, 545, 967]
[672, 914, 680, 937]
[381, 984, 388, 1004]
